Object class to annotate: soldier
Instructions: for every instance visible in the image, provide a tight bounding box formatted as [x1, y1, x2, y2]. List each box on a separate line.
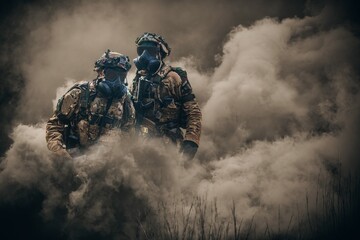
[131, 32, 202, 160]
[46, 50, 135, 159]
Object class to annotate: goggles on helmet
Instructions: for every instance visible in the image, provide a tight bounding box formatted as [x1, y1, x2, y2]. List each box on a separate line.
[137, 45, 159, 57]
[103, 68, 127, 82]
[94, 49, 132, 72]
[135, 32, 171, 57]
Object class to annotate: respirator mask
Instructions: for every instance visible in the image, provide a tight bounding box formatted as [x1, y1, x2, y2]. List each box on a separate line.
[133, 44, 162, 75]
[97, 68, 128, 98]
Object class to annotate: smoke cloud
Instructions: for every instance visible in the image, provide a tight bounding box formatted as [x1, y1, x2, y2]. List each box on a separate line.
[1, 0, 360, 239]
[0, 0, 307, 124]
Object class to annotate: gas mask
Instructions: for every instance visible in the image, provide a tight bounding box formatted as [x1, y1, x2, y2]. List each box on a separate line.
[133, 46, 162, 75]
[97, 68, 128, 98]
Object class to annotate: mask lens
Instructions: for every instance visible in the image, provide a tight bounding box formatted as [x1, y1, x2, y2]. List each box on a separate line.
[104, 68, 127, 82]
[137, 46, 158, 56]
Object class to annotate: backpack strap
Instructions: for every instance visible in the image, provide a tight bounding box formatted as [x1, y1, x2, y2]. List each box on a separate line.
[156, 65, 172, 80]
[77, 82, 91, 119]
[170, 66, 195, 103]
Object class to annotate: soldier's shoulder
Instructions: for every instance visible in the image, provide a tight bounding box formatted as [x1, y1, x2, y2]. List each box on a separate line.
[60, 88, 82, 116]
[63, 88, 81, 103]
[73, 80, 93, 90]
[64, 80, 93, 98]
[163, 68, 182, 85]
[169, 66, 189, 83]
[170, 66, 187, 76]
[167, 70, 182, 79]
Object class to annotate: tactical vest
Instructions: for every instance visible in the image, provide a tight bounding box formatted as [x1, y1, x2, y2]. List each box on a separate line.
[132, 66, 195, 142]
[56, 80, 130, 148]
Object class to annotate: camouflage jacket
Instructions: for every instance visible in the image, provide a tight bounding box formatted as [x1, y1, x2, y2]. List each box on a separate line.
[46, 79, 135, 152]
[131, 64, 202, 146]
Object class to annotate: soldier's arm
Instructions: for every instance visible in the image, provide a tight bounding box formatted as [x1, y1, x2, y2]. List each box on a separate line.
[46, 88, 81, 153]
[180, 80, 202, 146]
[46, 114, 66, 152]
[169, 71, 202, 146]
[182, 103, 202, 145]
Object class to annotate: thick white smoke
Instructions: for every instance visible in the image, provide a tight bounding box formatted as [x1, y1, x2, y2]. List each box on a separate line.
[1, 7, 360, 238]
[193, 15, 360, 227]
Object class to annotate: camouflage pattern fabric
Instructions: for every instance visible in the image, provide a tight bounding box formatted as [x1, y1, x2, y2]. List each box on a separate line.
[46, 80, 135, 152]
[131, 64, 202, 146]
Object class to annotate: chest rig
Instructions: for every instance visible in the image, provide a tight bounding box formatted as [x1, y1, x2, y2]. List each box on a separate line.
[58, 80, 127, 148]
[132, 66, 184, 142]
[88, 96, 124, 128]
[133, 67, 174, 120]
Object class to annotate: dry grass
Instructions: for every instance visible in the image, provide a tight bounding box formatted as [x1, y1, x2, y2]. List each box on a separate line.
[130, 169, 360, 240]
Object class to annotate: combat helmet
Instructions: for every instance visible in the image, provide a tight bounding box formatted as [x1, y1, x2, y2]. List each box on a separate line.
[94, 49, 132, 72]
[135, 32, 171, 58]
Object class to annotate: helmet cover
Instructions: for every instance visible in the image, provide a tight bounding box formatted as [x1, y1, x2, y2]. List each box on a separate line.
[94, 49, 132, 71]
[135, 32, 171, 57]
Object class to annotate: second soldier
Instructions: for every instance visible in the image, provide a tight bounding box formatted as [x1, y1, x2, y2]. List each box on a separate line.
[46, 50, 135, 158]
[131, 32, 202, 160]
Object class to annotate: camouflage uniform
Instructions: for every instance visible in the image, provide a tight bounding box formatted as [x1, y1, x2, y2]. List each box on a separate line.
[131, 64, 202, 146]
[46, 51, 135, 156]
[132, 32, 202, 159]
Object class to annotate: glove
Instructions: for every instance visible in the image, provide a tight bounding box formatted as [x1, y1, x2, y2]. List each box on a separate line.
[180, 140, 198, 160]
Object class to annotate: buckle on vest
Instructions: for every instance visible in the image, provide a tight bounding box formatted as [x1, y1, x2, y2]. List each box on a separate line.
[140, 126, 149, 135]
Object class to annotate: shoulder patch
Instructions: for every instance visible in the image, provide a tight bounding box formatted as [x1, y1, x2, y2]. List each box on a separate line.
[56, 81, 91, 119]
[60, 88, 82, 116]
